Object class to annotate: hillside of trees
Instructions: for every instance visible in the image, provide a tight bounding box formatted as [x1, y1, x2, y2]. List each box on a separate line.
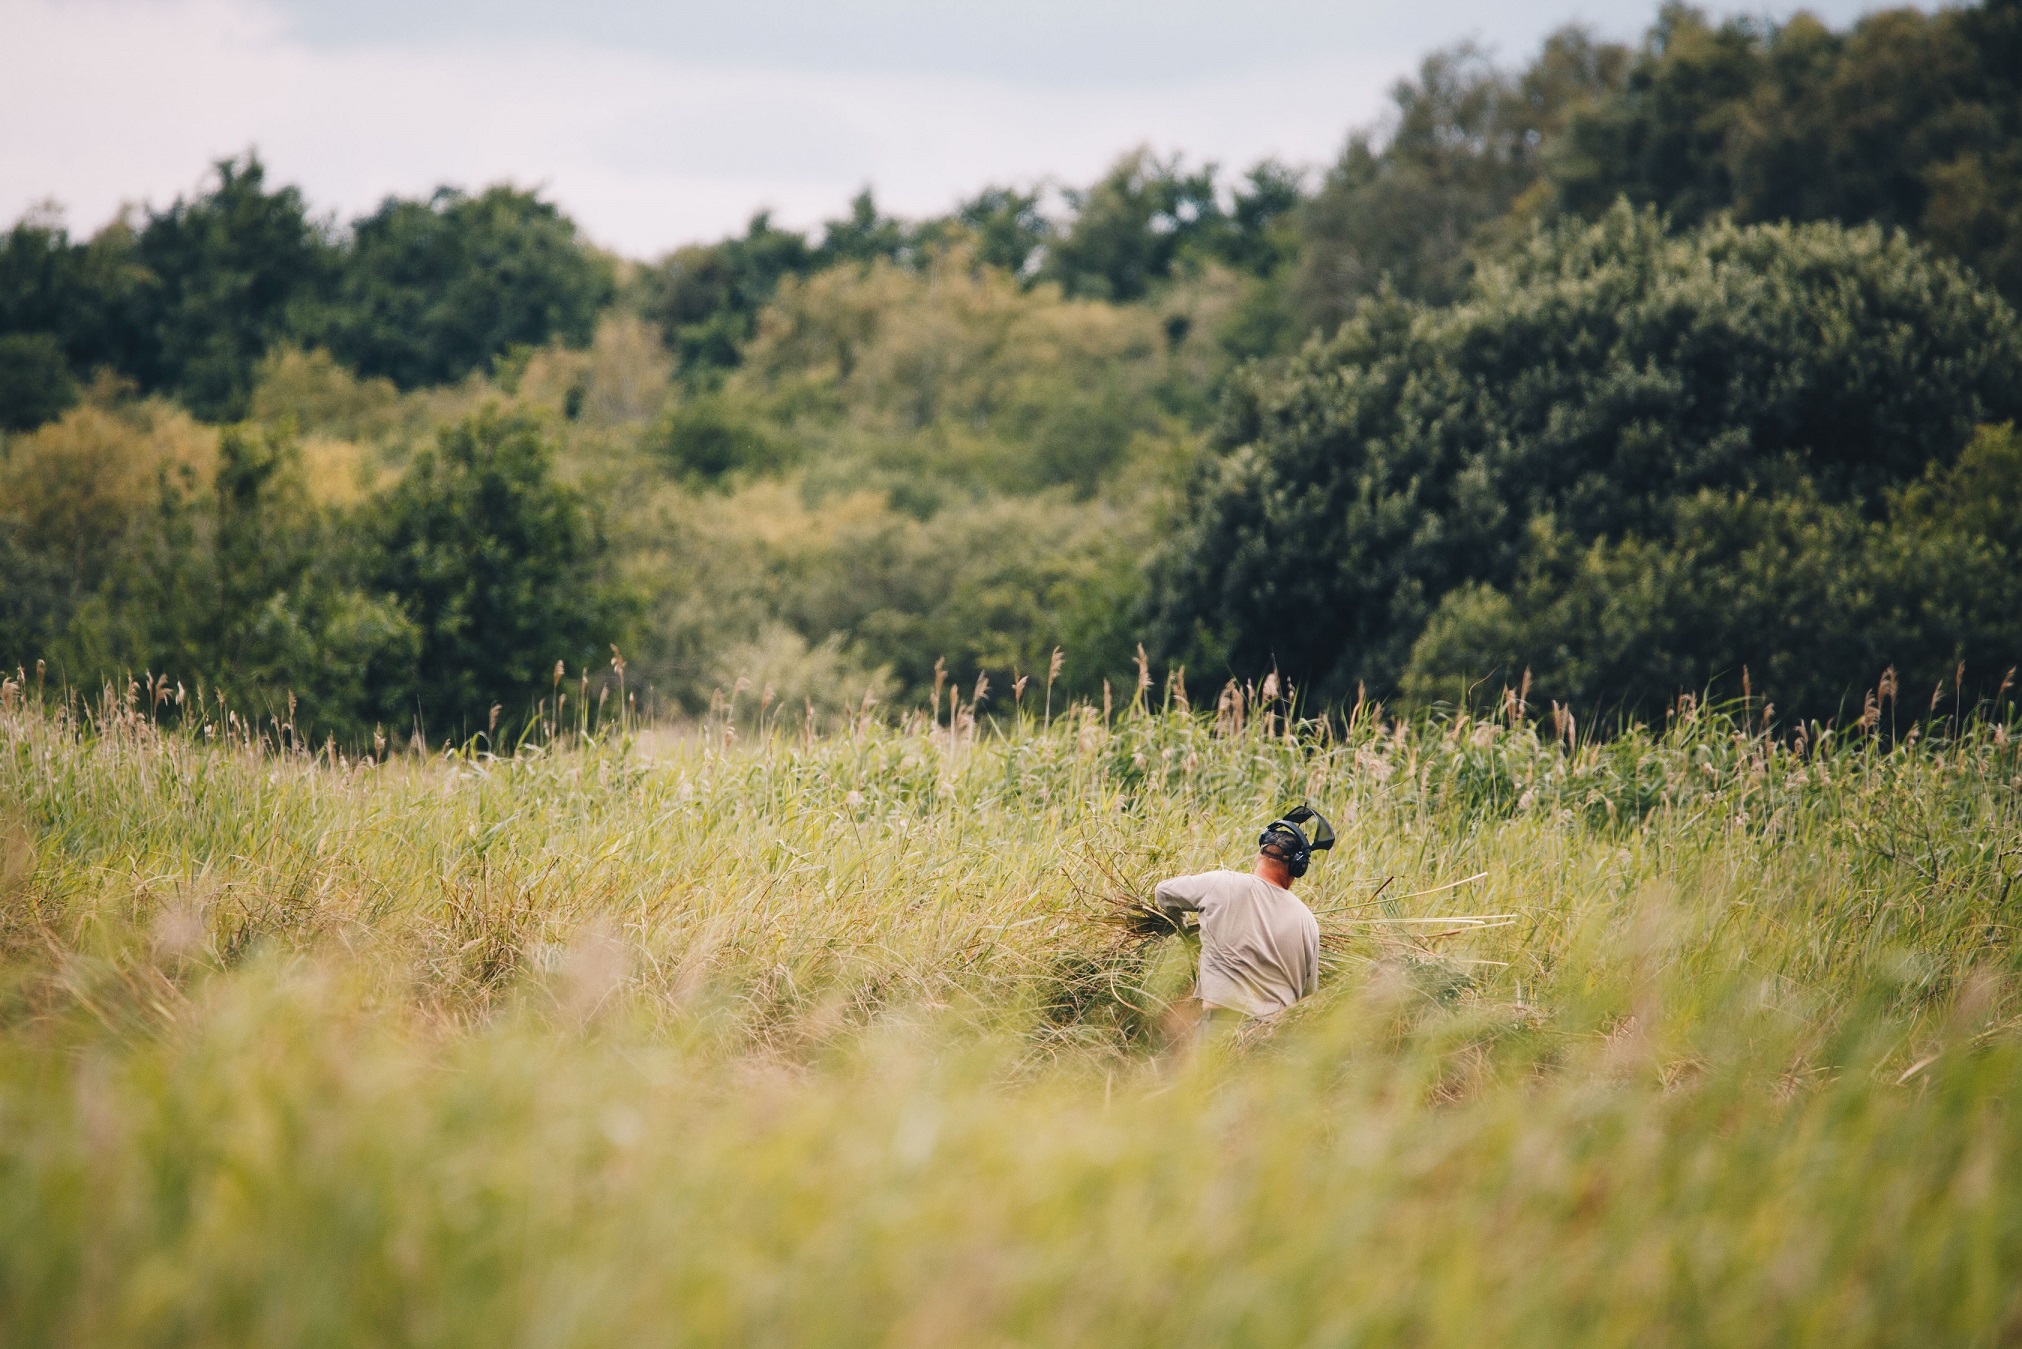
[2, 0, 2020, 742]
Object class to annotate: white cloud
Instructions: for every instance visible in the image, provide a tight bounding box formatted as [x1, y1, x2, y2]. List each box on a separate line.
[0, 0, 1396, 254]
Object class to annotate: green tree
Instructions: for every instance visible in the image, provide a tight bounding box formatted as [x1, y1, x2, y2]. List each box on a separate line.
[1218, 160, 1306, 278]
[1403, 425, 2022, 724]
[0, 211, 150, 386]
[1295, 30, 1628, 331]
[814, 189, 911, 269]
[1551, 0, 2022, 303]
[0, 214, 76, 340]
[633, 213, 815, 376]
[1147, 206, 2022, 702]
[0, 408, 414, 741]
[326, 185, 614, 390]
[646, 391, 792, 486]
[190, 426, 417, 738]
[0, 334, 78, 432]
[371, 410, 631, 738]
[0, 407, 186, 677]
[129, 154, 337, 420]
[944, 186, 1053, 277]
[1040, 149, 1224, 302]
[730, 246, 1185, 504]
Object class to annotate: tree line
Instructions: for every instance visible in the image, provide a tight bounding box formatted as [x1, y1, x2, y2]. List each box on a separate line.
[0, 163, 613, 427]
[0, 401, 625, 744]
[1, 0, 2019, 738]
[5, 0, 2017, 431]
[1149, 206, 2022, 723]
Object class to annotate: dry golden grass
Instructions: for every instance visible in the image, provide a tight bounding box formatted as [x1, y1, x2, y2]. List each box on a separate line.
[2, 685, 2019, 1344]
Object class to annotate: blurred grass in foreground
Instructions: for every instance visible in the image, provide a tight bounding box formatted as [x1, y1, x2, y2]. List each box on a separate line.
[2, 681, 2020, 1345]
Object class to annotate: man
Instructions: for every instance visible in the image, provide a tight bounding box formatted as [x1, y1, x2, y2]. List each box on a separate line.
[1154, 806, 1333, 1037]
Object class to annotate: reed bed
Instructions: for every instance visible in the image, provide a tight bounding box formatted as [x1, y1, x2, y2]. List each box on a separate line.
[1, 681, 2019, 1345]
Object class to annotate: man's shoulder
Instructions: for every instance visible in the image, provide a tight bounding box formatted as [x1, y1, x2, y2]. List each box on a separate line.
[1157, 868, 1251, 898]
[1262, 883, 1318, 926]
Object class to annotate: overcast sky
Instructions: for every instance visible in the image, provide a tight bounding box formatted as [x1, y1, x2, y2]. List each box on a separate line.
[2, 0, 1897, 258]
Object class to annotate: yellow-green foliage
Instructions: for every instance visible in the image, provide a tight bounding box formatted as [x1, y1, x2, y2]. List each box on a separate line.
[0, 401, 219, 674]
[603, 252, 1205, 707]
[220, 280, 1190, 717]
[3, 687, 2020, 1344]
[725, 243, 1205, 500]
[0, 401, 216, 558]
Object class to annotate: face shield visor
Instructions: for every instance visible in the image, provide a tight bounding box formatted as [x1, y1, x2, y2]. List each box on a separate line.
[1258, 804, 1335, 878]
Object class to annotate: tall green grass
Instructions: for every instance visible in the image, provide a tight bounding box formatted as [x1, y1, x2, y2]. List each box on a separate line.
[2, 680, 2019, 1344]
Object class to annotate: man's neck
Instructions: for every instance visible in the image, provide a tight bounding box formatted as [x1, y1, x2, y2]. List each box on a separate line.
[1253, 858, 1294, 890]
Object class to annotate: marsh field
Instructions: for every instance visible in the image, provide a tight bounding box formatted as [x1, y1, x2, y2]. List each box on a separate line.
[3, 680, 2020, 1346]
[7, 2, 2022, 1339]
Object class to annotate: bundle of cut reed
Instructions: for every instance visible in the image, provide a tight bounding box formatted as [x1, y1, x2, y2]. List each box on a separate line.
[1098, 889, 1192, 942]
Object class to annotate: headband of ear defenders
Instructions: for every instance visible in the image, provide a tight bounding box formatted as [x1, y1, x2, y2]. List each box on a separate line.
[1258, 804, 1335, 879]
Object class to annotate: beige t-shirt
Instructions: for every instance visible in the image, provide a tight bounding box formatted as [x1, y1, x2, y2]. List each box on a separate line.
[1153, 869, 1320, 1017]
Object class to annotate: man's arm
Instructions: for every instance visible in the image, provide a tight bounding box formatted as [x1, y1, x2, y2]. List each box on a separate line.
[1153, 873, 1210, 917]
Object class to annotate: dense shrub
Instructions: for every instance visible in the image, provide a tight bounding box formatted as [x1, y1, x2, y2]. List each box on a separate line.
[645, 392, 793, 485]
[770, 493, 1147, 698]
[1404, 424, 2022, 722]
[370, 410, 633, 739]
[1147, 206, 2022, 702]
[0, 406, 415, 738]
[633, 482, 1147, 714]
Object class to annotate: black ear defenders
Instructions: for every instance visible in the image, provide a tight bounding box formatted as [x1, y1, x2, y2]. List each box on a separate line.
[1258, 804, 1336, 879]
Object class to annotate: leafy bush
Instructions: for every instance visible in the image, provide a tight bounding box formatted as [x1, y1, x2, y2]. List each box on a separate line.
[371, 409, 633, 738]
[0, 405, 415, 739]
[1405, 424, 2022, 723]
[646, 391, 792, 484]
[1149, 206, 2022, 701]
[731, 246, 1192, 503]
[771, 493, 1147, 698]
[630, 484, 1144, 713]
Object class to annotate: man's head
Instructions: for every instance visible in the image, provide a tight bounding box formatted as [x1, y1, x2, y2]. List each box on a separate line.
[1254, 806, 1335, 888]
